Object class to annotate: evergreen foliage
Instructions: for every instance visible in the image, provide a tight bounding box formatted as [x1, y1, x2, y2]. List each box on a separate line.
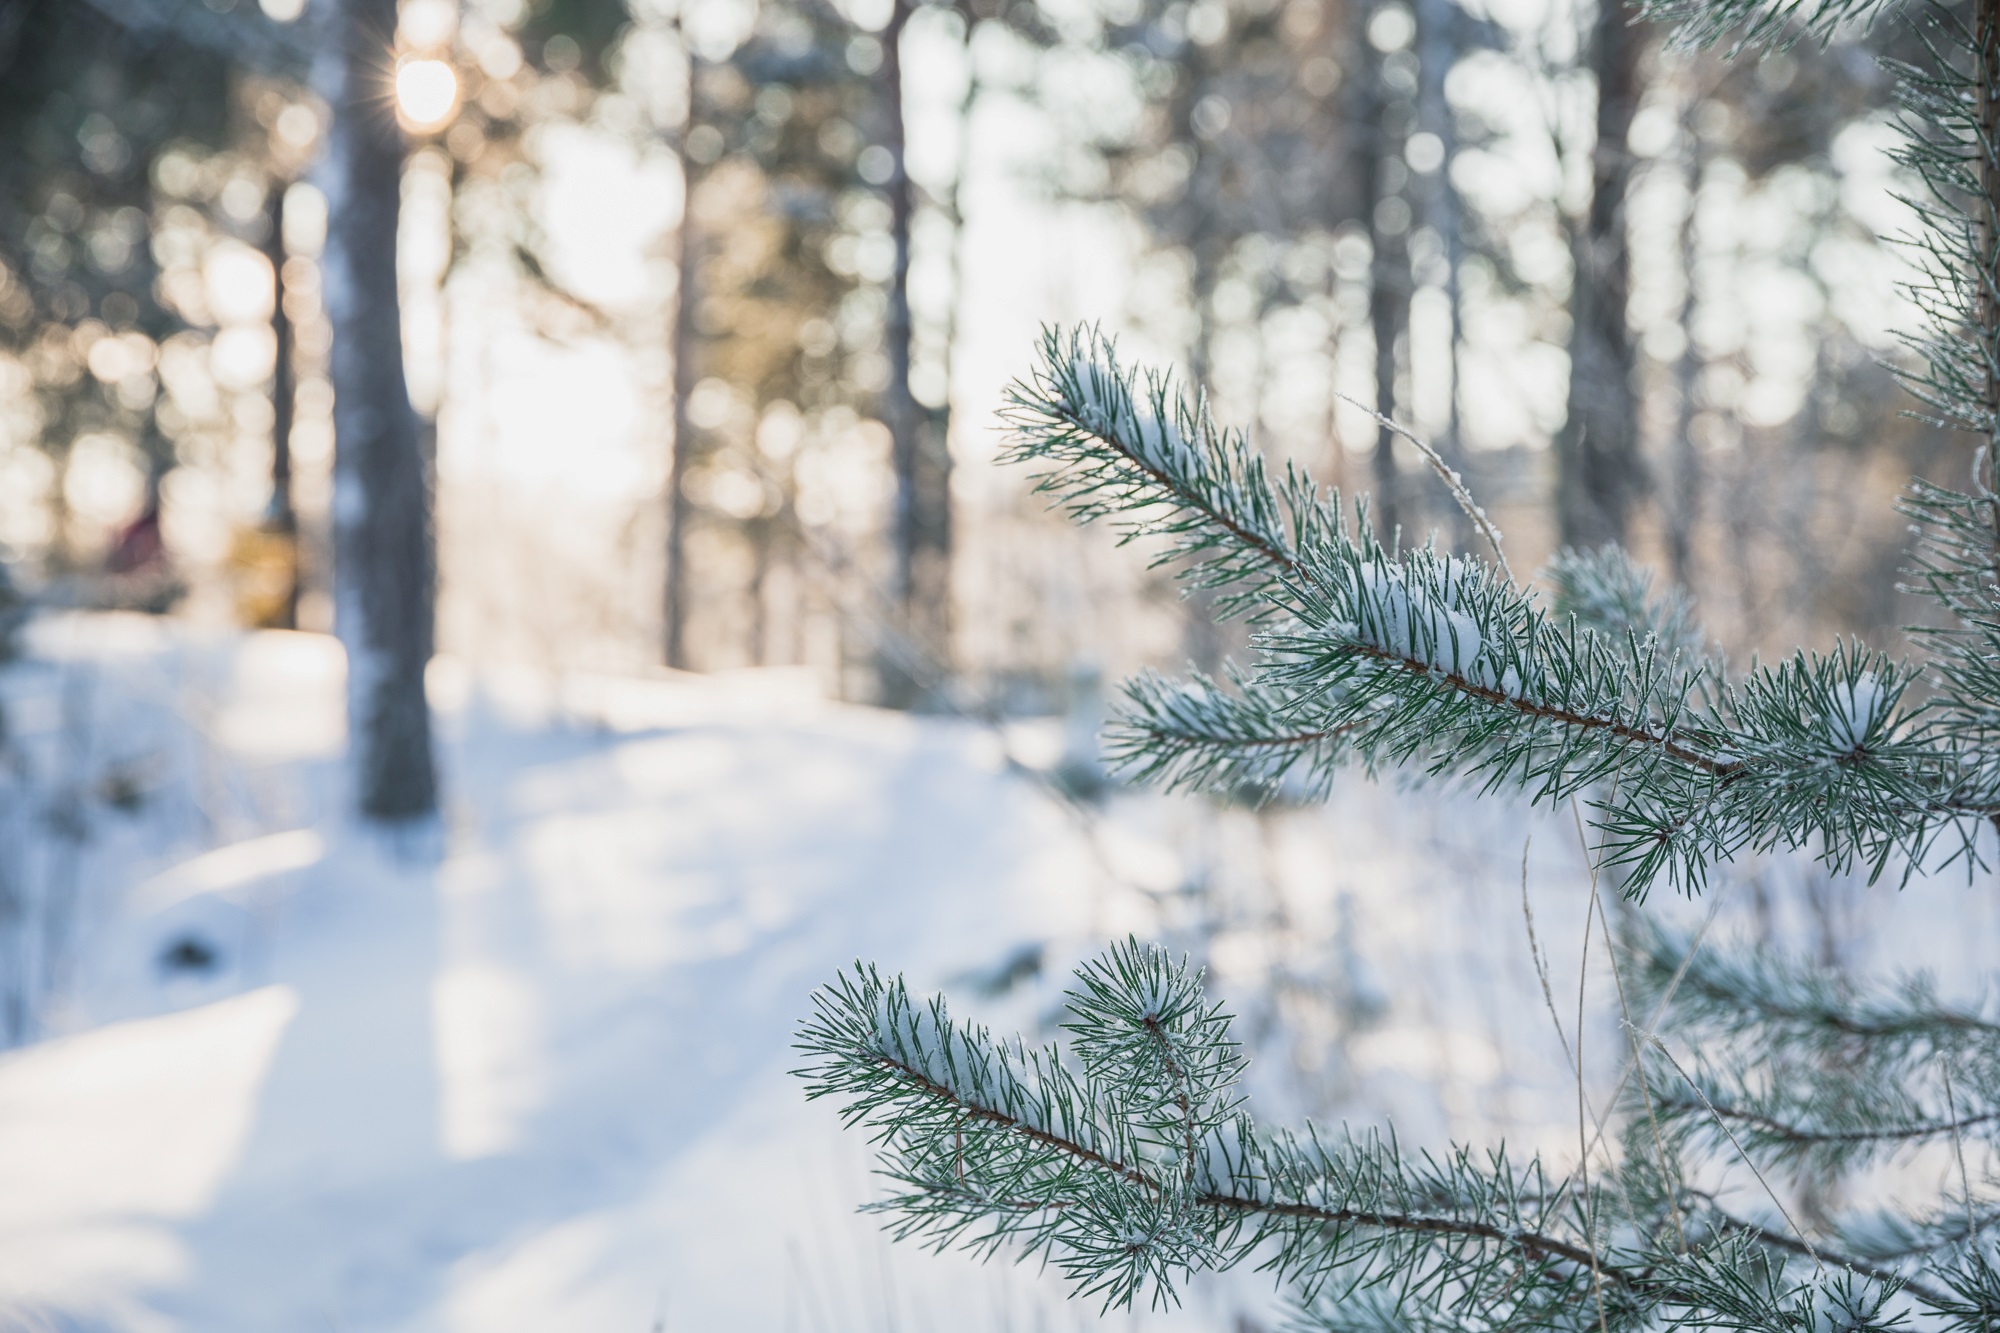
[996, 326, 1985, 894]
[796, 0, 2000, 1322]
[799, 930, 2000, 1326]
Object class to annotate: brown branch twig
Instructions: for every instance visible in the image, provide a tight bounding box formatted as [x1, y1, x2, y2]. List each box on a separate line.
[1701, 1204, 1957, 1310]
[869, 1052, 1626, 1287]
[1141, 724, 1362, 752]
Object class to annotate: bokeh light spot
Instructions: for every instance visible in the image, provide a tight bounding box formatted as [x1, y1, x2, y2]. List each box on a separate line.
[396, 59, 459, 131]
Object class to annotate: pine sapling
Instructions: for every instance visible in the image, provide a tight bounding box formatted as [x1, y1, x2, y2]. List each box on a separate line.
[796, 0, 2000, 1322]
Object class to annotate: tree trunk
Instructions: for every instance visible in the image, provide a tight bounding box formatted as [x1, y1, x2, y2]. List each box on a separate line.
[1360, 0, 1411, 543]
[663, 25, 705, 672]
[1416, 0, 1471, 549]
[1556, 0, 1644, 551]
[314, 0, 437, 820]
[665, 127, 699, 669]
[880, 0, 952, 702]
[1667, 101, 1704, 588]
[1183, 231, 1226, 675]
[263, 180, 299, 629]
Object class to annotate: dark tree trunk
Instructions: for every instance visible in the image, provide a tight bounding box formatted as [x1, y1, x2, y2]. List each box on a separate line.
[1557, 0, 1645, 551]
[1416, 0, 1471, 549]
[263, 180, 299, 628]
[880, 0, 951, 700]
[1361, 0, 1412, 543]
[314, 0, 437, 820]
[1183, 232, 1226, 676]
[665, 88, 700, 672]
[1667, 109, 1703, 588]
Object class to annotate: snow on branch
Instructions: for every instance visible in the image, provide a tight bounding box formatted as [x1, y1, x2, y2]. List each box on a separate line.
[1000, 326, 1307, 622]
[1104, 667, 1358, 804]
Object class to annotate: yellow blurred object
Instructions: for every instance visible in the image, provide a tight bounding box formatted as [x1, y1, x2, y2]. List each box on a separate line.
[227, 525, 298, 629]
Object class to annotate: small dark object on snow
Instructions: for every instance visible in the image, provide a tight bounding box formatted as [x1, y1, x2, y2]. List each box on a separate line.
[97, 757, 155, 814]
[160, 934, 221, 975]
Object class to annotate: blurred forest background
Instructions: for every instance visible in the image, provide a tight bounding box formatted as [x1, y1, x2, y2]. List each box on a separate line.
[0, 0, 1971, 1079]
[0, 0, 1956, 713]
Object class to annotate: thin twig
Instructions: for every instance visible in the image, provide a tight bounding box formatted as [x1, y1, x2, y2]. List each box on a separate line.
[1338, 393, 1514, 581]
[1521, 835, 1575, 1070]
[1637, 1029, 1824, 1270]
[1579, 881, 1733, 1166]
[1572, 801, 1613, 1333]
[1947, 1060, 1977, 1236]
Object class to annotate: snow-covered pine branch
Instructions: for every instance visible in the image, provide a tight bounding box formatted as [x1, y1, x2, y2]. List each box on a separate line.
[796, 942, 1981, 1327]
[1007, 327, 1995, 890]
[800, 0, 2000, 1320]
[799, 942, 1643, 1321]
[999, 325, 1313, 623]
[1104, 667, 1358, 804]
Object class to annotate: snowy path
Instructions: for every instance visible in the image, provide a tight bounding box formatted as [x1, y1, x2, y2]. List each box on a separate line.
[0, 623, 1223, 1331]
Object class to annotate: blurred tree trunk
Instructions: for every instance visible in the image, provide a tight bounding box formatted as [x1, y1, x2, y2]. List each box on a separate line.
[1183, 231, 1227, 675]
[263, 181, 300, 629]
[1557, 0, 1644, 550]
[881, 0, 952, 701]
[1169, 24, 1226, 678]
[1416, 0, 1471, 548]
[665, 193, 697, 666]
[1359, 0, 1410, 542]
[664, 34, 701, 672]
[1667, 103, 1704, 588]
[313, 0, 437, 820]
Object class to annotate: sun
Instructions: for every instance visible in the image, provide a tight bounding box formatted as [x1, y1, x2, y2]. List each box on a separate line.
[395, 58, 458, 131]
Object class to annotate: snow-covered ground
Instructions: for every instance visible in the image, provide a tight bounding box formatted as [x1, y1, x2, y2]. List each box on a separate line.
[0, 618, 1255, 1330]
[1, 615, 1995, 1332]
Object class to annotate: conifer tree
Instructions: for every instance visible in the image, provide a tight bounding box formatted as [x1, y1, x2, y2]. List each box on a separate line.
[796, 0, 2000, 1323]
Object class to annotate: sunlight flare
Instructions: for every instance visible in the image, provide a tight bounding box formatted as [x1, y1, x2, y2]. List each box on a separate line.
[395, 58, 458, 131]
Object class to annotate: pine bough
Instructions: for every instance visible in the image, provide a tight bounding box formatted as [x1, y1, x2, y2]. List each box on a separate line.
[798, 934, 2000, 1326]
[796, 0, 2000, 1322]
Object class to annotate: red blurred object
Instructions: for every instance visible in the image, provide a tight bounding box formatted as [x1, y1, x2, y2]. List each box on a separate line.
[106, 503, 165, 576]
